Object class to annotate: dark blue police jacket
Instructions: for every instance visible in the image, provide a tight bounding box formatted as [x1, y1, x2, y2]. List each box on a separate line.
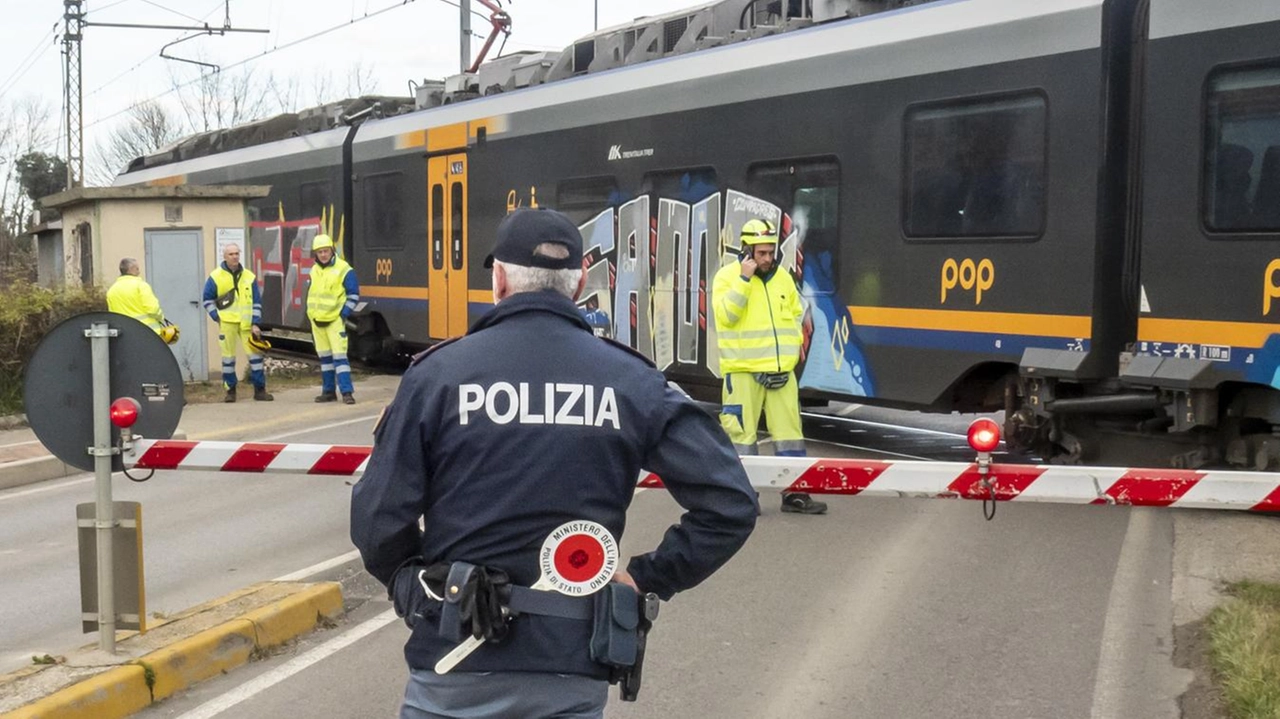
[350, 290, 757, 677]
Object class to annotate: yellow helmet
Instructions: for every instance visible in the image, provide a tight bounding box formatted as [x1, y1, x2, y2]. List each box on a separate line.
[311, 234, 335, 252]
[246, 335, 272, 354]
[740, 219, 778, 245]
[159, 323, 180, 345]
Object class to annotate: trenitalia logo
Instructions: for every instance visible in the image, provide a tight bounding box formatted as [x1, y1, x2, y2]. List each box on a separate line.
[606, 144, 654, 161]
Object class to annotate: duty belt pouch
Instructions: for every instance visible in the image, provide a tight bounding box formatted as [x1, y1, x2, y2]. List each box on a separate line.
[439, 561, 479, 643]
[590, 583, 639, 668]
[754, 372, 790, 390]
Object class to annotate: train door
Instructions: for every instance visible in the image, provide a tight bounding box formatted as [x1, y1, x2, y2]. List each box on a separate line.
[427, 153, 470, 339]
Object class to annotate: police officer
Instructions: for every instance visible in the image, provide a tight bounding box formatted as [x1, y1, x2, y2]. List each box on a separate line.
[106, 257, 179, 345]
[306, 234, 360, 404]
[351, 208, 757, 719]
[202, 243, 272, 402]
[712, 218, 827, 514]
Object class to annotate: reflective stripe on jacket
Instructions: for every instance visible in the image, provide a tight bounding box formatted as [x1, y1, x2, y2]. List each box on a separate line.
[307, 257, 356, 324]
[711, 261, 804, 374]
[106, 275, 165, 333]
[207, 264, 257, 329]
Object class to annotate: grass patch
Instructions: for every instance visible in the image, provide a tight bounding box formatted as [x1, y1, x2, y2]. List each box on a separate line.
[1206, 580, 1280, 719]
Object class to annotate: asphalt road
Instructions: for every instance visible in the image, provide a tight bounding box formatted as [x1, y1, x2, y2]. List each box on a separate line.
[0, 414, 381, 674]
[96, 409, 1190, 719]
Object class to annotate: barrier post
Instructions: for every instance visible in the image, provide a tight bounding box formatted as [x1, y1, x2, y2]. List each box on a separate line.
[88, 321, 117, 653]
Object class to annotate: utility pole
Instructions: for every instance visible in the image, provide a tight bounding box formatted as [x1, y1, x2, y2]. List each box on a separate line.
[63, 0, 85, 189]
[59, 2, 267, 189]
[461, 0, 472, 73]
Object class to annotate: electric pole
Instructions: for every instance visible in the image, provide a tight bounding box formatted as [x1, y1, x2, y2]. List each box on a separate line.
[461, 0, 472, 73]
[59, 1, 267, 188]
[63, 0, 85, 189]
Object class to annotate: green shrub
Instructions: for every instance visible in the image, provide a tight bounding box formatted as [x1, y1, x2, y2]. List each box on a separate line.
[0, 281, 106, 416]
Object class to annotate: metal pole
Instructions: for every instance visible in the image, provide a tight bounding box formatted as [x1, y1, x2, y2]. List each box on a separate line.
[89, 321, 116, 653]
[460, 0, 472, 74]
[595, 1, 598, 31]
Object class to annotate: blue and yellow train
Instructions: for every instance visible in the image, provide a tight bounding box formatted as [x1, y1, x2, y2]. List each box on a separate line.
[116, 0, 1280, 468]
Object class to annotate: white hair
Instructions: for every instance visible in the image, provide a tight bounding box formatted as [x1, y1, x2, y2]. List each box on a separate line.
[494, 241, 581, 299]
[496, 261, 582, 299]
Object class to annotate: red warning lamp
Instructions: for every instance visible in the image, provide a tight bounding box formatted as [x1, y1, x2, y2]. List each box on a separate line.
[967, 418, 1001, 454]
[109, 397, 141, 429]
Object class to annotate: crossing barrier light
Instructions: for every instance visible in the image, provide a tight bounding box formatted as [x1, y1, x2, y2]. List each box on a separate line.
[109, 397, 141, 429]
[967, 418, 1001, 454]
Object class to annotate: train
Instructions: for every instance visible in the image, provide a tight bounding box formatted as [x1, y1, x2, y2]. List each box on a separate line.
[115, 0, 1280, 469]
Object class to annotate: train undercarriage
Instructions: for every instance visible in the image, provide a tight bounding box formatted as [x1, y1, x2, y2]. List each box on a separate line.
[1003, 376, 1280, 471]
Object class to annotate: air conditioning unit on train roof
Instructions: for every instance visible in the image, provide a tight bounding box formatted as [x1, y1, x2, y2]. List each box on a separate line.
[538, 0, 918, 83]
[438, 50, 560, 105]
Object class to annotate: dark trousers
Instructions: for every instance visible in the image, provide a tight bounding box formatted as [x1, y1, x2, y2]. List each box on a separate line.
[401, 669, 608, 719]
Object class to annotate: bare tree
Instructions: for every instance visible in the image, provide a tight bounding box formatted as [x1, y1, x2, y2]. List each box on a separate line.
[345, 61, 377, 98]
[0, 97, 55, 279]
[171, 61, 274, 133]
[89, 100, 183, 186]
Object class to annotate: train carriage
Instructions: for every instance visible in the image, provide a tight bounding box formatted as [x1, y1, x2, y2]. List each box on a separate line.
[115, 0, 1280, 469]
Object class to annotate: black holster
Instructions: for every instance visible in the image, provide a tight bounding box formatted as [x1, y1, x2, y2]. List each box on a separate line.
[590, 585, 659, 701]
[436, 561, 511, 644]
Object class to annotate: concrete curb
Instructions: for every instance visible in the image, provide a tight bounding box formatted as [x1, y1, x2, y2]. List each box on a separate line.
[3, 582, 343, 719]
[0, 429, 188, 493]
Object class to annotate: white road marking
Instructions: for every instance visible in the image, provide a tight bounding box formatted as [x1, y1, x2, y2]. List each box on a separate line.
[174, 609, 400, 719]
[273, 549, 361, 582]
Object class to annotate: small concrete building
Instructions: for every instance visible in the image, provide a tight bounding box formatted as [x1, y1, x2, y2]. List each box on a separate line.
[37, 185, 272, 383]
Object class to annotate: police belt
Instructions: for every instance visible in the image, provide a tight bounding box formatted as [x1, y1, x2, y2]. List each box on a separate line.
[424, 561, 658, 699]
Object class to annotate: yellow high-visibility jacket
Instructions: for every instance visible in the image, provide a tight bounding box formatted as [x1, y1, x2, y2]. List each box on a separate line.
[208, 265, 256, 329]
[712, 261, 804, 374]
[306, 257, 355, 324]
[106, 274, 165, 333]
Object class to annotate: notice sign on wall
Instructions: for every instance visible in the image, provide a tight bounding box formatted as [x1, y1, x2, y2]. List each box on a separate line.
[215, 227, 246, 260]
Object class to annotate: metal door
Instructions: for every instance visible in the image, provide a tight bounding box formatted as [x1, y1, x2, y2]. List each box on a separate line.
[427, 153, 470, 339]
[144, 230, 207, 381]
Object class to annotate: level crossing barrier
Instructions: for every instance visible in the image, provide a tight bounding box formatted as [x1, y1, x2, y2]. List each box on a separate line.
[121, 429, 1280, 513]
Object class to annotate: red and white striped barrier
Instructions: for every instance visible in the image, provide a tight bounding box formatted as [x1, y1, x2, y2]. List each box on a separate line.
[124, 439, 1280, 512]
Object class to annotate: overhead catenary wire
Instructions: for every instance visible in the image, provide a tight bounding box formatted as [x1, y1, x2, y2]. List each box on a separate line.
[0, 22, 60, 103]
[86, 0, 226, 97]
[87, 0, 484, 130]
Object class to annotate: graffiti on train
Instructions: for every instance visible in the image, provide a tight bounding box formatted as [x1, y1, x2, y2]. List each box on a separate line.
[576, 189, 873, 397]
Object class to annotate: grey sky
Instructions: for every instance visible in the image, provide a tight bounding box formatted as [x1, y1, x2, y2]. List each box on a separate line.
[0, 0, 698, 153]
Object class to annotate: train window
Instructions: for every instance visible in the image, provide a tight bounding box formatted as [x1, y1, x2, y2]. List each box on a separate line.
[1203, 64, 1280, 233]
[450, 182, 464, 271]
[557, 176, 619, 210]
[362, 172, 405, 249]
[643, 167, 718, 203]
[749, 159, 841, 280]
[903, 93, 1047, 239]
[431, 184, 444, 271]
[299, 181, 329, 220]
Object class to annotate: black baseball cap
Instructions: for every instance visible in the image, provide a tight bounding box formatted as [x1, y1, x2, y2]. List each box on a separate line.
[483, 208, 584, 270]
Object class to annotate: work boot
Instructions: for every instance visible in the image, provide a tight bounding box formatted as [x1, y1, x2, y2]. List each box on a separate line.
[223, 388, 236, 403]
[342, 393, 355, 405]
[315, 392, 338, 403]
[781, 493, 827, 515]
[253, 387, 274, 402]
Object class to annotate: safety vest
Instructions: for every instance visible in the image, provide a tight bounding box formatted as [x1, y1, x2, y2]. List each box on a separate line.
[306, 257, 353, 324]
[106, 274, 165, 333]
[210, 265, 256, 329]
[711, 261, 805, 374]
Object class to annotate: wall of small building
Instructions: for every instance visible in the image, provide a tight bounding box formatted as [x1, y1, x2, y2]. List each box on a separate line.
[99, 198, 252, 382]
